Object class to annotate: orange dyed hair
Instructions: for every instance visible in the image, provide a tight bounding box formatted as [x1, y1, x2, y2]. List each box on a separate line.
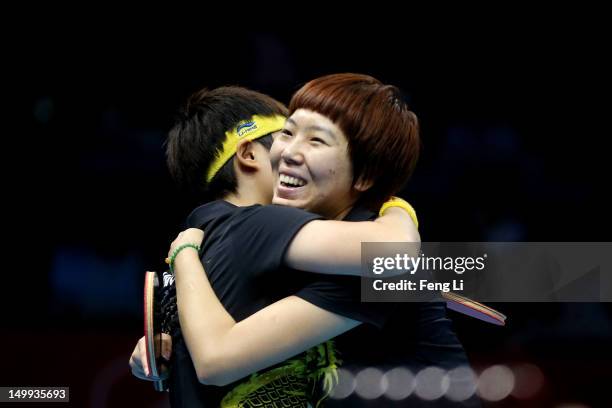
[289, 73, 420, 210]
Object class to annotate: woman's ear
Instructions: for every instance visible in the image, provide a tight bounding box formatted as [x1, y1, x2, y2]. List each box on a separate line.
[234, 139, 259, 173]
[354, 175, 374, 192]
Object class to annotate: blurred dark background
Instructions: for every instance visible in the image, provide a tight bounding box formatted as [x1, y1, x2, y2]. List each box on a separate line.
[3, 12, 610, 408]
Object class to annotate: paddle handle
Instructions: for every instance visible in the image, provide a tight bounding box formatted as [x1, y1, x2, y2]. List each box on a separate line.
[154, 380, 166, 392]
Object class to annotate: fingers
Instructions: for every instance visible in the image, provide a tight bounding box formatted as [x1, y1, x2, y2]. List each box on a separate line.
[129, 337, 152, 380]
[129, 340, 149, 380]
[169, 229, 203, 259]
[187, 228, 205, 244]
[158, 363, 170, 380]
[129, 336, 172, 382]
[130, 356, 148, 380]
[161, 333, 173, 360]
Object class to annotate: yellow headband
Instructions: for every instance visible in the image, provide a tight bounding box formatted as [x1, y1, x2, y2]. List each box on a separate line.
[206, 114, 286, 182]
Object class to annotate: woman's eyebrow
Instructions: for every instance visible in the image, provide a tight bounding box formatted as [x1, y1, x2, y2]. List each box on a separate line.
[286, 117, 337, 141]
[306, 125, 336, 141]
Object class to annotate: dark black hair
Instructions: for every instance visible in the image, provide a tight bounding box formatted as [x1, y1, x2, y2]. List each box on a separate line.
[166, 86, 287, 201]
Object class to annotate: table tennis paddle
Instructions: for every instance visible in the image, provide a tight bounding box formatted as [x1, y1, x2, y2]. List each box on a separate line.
[442, 291, 506, 326]
[143, 271, 167, 391]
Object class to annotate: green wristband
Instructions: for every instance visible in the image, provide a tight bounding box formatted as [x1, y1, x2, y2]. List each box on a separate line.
[169, 243, 201, 274]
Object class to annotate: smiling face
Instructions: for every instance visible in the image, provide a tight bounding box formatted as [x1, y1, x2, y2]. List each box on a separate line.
[270, 109, 364, 219]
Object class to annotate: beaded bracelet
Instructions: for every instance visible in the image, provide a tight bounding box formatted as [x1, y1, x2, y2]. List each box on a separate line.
[165, 243, 201, 274]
